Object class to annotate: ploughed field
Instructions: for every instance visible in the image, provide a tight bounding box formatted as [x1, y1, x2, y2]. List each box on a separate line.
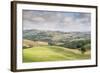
[23, 46, 90, 62]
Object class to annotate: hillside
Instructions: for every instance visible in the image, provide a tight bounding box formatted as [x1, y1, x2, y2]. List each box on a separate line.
[23, 46, 90, 62]
[23, 29, 91, 62]
[23, 39, 48, 48]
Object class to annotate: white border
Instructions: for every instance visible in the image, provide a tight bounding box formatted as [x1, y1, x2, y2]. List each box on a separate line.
[17, 3, 96, 69]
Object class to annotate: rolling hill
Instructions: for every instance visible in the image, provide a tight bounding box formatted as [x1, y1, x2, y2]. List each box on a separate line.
[23, 46, 90, 62]
[23, 29, 91, 43]
[22, 29, 91, 62]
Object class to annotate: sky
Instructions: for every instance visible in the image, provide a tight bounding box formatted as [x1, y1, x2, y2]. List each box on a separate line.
[22, 10, 91, 32]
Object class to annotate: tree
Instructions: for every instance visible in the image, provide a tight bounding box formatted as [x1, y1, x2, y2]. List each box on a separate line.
[80, 43, 91, 54]
[83, 44, 91, 50]
[80, 47, 86, 54]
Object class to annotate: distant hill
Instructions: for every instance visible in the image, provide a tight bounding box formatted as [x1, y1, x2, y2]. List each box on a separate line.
[23, 29, 91, 49]
[23, 29, 90, 42]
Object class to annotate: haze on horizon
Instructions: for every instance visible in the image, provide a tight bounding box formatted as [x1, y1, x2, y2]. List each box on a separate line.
[22, 10, 91, 32]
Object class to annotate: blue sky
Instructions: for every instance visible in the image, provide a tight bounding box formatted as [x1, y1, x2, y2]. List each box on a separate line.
[22, 10, 91, 32]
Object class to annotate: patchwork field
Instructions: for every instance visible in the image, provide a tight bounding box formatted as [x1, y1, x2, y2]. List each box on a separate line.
[23, 46, 90, 62]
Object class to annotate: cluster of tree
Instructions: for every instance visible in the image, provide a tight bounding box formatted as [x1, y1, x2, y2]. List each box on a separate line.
[48, 39, 91, 54]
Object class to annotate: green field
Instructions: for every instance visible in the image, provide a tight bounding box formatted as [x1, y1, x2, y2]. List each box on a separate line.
[23, 46, 91, 62]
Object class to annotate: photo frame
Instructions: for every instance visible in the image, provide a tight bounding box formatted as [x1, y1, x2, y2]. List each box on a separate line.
[11, 1, 98, 72]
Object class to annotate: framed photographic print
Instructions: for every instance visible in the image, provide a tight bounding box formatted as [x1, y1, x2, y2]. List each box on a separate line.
[11, 1, 98, 72]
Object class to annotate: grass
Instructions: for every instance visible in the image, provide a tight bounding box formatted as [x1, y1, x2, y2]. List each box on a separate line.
[23, 46, 91, 62]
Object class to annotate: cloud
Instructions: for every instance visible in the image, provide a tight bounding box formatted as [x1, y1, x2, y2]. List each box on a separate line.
[23, 10, 91, 32]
